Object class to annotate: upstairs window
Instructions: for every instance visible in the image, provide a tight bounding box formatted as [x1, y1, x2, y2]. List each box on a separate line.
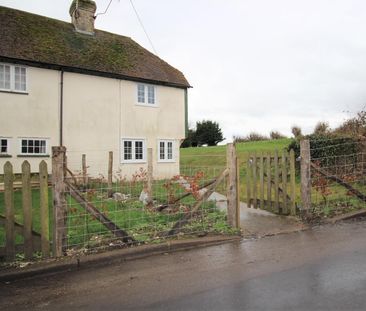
[158, 140, 175, 162]
[137, 84, 156, 106]
[122, 139, 146, 163]
[0, 138, 9, 155]
[0, 63, 27, 93]
[20, 138, 48, 155]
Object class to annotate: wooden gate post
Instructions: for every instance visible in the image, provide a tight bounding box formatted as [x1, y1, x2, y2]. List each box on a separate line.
[227, 143, 240, 228]
[52, 146, 67, 257]
[107, 151, 113, 198]
[147, 148, 153, 204]
[4, 162, 15, 261]
[22, 161, 33, 260]
[300, 140, 311, 216]
[82, 154, 87, 188]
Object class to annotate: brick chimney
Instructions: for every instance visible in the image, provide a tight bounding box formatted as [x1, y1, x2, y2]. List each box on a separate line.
[69, 0, 97, 35]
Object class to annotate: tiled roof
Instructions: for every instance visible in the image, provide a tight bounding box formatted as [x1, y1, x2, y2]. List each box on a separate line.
[0, 6, 190, 88]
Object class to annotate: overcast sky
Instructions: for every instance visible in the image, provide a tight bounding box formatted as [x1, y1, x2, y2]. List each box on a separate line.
[2, 0, 366, 141]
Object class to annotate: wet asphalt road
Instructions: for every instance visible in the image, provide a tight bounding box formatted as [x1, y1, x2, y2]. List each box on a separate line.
[1, 219, 366, 311]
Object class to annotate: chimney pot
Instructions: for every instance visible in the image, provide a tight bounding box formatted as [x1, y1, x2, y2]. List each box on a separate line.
[69, 0, 97, 35]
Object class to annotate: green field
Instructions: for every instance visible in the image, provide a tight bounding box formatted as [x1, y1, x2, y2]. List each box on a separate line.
[180, 138, 292, 167]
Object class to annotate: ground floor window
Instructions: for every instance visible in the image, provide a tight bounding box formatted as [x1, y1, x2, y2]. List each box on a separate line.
[20, 138, 48, 155]
[0, 138, 9, 154]
[158, 140, 175, 162]
[122, 139, 146, 163]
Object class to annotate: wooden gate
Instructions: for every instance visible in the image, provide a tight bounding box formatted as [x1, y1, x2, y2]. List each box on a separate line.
[245, 149, 297, 215]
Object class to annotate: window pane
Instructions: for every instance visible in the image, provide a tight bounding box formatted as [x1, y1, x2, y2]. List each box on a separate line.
[124, 141, 132, 160]
[137, 84, 145, 103]
[14, 66, 26, 91]
[148, 86, 155, 104]
[135, 141, 143, 160]
[0, 139, 7, 153]
[167, 142, 173, 159]
[159, 142, 165, 160]
[0, 65, 11, 90]
[21, 139, 47, 154]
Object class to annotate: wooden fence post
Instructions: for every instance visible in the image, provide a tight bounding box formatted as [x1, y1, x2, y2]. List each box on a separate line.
[236, 157, 240, 229]
[39, 160, 50, 257]
[252, 152, 257, 209]
[246, 156, 251, 208]
[147, 148, 153, 204]
[259, 153, 264, 209]
[107, 151, 113, 198]
[52, 146, 67, 257]
[300, 140, 311, 215]
[4, 162, 15, 261]
[82, 154, 87, 187]
[289, 149, 296, 216]
[22, 161, 33, 260]
[281, 150, 288, 214]
[227, 143, 239, 228]
[266, 153, 272, 211]
[274, 150, 279, 213]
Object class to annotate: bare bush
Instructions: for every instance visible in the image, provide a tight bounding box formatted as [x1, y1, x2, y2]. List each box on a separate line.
[291, 125, 302, 139]
[269, 131, 287, 140]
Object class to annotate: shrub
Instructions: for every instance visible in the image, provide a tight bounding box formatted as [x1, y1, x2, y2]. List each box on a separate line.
[288, 134, 359, 172]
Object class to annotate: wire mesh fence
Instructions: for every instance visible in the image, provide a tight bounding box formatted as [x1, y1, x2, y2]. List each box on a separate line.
[61, 149, 233, 256]
[309, 138, 366, 218]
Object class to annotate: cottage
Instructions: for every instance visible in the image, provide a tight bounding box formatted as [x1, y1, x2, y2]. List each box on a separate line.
[0, 1, 190, 178]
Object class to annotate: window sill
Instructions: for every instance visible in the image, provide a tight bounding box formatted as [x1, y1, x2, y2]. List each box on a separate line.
[17, 154, 50, 158]
[121, 160, 147, 164]
[135, 103, 159, 108]
[158, 160, 176, 163]
[0, 90, 28, 95]
[0, 154, 12, 158]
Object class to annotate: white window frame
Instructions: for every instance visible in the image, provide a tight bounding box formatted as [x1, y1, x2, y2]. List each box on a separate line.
[121, 138, 147, 163]
[0, 137, 10, 155]
[158, 139, 175, 163]
[0, 63, 28, 93]
[136, 83, 158, 107]
[19, 137, 49, 156]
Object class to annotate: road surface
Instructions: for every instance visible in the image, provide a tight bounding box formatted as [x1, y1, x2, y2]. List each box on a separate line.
[1, 219, 366, 310]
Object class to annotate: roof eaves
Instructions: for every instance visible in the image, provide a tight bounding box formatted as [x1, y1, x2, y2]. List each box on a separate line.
[0, 56, 192, 89]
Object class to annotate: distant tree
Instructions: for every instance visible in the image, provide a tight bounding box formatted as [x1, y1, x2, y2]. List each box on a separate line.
[195, 120, 224, 146]
[181, 129, 198, 148]
[291, 125, 303, 139]
[269, 131, 287, 140]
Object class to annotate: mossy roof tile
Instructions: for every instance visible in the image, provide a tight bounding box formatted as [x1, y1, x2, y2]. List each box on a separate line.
[0, 5, 190, 88]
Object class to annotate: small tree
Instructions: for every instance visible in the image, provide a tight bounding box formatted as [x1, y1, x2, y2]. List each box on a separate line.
[196, 120, 224, 146]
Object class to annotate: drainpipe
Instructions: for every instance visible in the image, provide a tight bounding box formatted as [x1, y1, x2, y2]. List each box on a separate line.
[60, 70, 64, 146]
[184, 88, 188, 138]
